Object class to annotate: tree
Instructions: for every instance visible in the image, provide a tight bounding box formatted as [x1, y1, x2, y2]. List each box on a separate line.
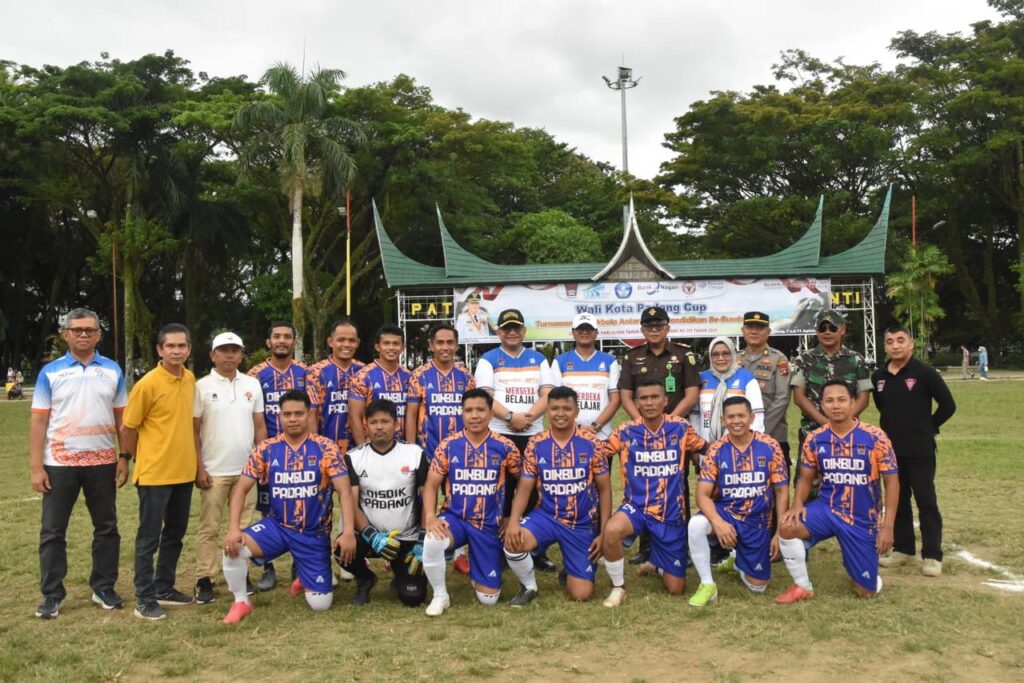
[885, 244, 954, 353]
[234, 63, 363, 358]
[518, 210, 603, 264]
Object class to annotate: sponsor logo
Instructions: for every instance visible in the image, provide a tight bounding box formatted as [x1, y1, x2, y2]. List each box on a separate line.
[583, 284, 604, 299]
[757, 456, 766, 467]
[614, 282, 633, 299]
[855, 444, 867, 456]
[488, 570, 497, 578]
[682, 281, 697, 295]
[316, 575, 325, 584]
[271, 459, 281, 467]
[904, 378, 917, 391]
[307, 456, 316, 467]
[401, 465, 411, 474]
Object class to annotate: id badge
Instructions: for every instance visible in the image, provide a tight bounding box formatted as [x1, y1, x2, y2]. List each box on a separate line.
[665, 374, 676, 393]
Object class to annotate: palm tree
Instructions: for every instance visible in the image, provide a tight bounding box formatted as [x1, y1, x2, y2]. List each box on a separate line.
[233, 62, 363, 357]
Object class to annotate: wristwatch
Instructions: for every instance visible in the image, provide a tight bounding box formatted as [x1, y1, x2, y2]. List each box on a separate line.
[118, 452, 133, 460]
[504, 410, 514, 422]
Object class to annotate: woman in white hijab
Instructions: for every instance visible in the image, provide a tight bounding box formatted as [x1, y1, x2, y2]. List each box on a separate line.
[691, 337, 765, 442]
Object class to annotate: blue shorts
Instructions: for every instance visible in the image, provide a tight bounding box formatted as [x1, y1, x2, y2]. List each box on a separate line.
[802, 500, 878, 592]
[618, 503, 687, 578]
[245, 517, 332, 593]
[714, 505, 772, 581]
[439, 512, 502, 590]
[521, 513, 596, 581]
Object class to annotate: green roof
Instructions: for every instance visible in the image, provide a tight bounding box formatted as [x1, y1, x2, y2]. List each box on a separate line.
[374, 189, 889, 288]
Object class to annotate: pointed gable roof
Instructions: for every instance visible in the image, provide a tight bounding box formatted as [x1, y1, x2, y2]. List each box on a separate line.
[591, 197, 675, 281]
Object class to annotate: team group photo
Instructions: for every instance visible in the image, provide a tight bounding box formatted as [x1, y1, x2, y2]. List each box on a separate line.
[2, 1, 1023, 681]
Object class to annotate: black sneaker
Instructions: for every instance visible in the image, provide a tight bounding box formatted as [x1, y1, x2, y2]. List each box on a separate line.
[246, 577, 257, 596]
[351, 573, 378, 607]
[92, 589, 125, 610]
[510, 585, 538, 607]
[133, 601, 167, 620]
[533, 551, 558, 572]
[628, 551, 649, 566]
[35, 597, 61, 619]
[194, 577, 215, 604]
[257, 564, 277, 591]
[155, 588, 194, 606]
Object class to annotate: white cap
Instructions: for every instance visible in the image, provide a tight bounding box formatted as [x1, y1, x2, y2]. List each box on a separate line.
[211, 332, 245, 350]
[571, 313, 599, 330]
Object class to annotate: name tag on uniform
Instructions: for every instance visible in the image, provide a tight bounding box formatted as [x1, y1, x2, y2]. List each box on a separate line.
[665, 375, 676, 393]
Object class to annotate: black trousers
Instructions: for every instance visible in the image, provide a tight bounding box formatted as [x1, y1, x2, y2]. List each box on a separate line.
[341, 537, 426, 606]
[894, 456, 943, 561]
[39, 464, 120, 600]
[134, 483, 193, 602]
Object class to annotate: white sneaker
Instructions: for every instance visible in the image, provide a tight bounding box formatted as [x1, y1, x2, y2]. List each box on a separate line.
[879, 551, 915, 568]
[425, 595, 450, 617]
[602, 586, 626, 608]
[921, 559, 942, 577]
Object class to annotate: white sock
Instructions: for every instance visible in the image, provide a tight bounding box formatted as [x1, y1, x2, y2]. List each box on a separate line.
[304, 591, 333, 611]
[779, 537, 813, 591]
[475, 590, 500, 606]
[453, 544, 468, 559]
[222, 546, 253, 603]
[739, 570, 766, 593]
[687, 516, 714, 585]
[504, 549, 537, 591]
[876, 574, 883, 594]
[423, 535, 450, 599]
[605, 558, 625, 588]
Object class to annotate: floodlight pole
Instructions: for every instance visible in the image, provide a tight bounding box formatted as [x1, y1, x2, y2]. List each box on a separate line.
[603, 65, 640, 175]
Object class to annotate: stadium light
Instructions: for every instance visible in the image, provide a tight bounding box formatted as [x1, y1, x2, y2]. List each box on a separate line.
[602, 64, 641, 175]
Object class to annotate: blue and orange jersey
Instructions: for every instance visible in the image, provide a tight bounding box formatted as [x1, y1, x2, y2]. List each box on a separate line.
[247, 359, 309, 438]
[348, 360, 411, 439]
[522, 429, 608, 530]
[407, 361, 474, 459]
[307, 357, 364, 453]
[801, 420, 898, 529]
[431, 430, 521, 529]
[242, 434, 347, 534]
[606, 415, 707, 525]
[699, 432, 788, 529]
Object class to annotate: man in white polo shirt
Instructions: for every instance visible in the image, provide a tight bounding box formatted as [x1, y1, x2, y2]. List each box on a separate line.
[30, 307, 128, 619]
[550, 313, 621, 440]
[192, 332, 267, 604]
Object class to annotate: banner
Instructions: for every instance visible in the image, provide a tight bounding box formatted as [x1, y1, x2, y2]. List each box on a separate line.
[453, 279, 831, 342]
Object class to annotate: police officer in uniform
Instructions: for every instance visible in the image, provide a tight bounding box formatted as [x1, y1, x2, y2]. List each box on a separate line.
[737, 311, 792, 470]
[617, 305, 700, 565]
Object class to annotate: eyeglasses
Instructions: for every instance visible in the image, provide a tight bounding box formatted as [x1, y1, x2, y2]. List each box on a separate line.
[710, 351, 732, 359]
[500, 324, 523, 333]
[642, 323, 667, 331]
[817, 322, 839, 333]
[65, 327, 99, 337]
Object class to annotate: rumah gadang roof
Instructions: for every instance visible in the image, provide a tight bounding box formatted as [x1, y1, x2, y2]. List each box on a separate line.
[374, 188, 890, 289]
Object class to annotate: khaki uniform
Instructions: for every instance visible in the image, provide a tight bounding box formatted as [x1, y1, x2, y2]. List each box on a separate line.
[738, 346, 791, 445]
[618, 342, 700, 414]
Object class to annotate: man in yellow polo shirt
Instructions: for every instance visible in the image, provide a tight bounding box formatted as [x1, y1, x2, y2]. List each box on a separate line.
[121, 323, 198, 620]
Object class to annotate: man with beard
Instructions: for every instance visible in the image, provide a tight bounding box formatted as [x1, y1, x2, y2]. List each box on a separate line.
[247, 321, 309, 590]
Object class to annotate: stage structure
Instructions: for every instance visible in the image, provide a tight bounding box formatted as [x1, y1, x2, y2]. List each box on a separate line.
[376, 190, 891, 363]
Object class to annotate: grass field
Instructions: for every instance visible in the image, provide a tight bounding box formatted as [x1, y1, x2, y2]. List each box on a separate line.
[1, 379, 1022, 682]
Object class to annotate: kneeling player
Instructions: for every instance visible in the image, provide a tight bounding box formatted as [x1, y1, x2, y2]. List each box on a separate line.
[687, 396, 789, 606]
[339, 399, 429, 607]
[220, 390, 357, 623]
[503, 387, 612, 604]
[420, 389, 520, 616]
[601, 378, 708, 606]
[776, 379, 899, 603]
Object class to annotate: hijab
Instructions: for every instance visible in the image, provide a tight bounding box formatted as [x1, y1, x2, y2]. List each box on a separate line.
[707, 336, 738, 441]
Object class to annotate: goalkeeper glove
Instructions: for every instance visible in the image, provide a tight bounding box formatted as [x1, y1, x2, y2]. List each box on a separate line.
[404, 542, 424, 575]
[361, 525, 401, 561]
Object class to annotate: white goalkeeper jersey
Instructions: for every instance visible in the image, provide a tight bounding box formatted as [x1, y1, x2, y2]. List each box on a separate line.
[346, 441, 428, 541]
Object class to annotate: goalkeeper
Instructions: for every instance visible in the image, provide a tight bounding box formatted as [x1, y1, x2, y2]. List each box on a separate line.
[336, 399, 429, 606]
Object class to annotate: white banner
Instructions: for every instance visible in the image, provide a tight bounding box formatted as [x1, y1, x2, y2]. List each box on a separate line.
[453, 279, 831, 342]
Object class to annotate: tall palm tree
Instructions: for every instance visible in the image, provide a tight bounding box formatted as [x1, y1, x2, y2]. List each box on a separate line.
[234, 62, 362, 357]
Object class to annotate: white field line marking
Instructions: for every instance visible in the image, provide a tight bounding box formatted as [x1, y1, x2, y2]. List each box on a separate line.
[909, 521, 1024, 593]
[0, 496, 41, 504]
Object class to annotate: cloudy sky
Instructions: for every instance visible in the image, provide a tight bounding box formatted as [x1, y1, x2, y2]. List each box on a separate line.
[2, 0, 1001, 179]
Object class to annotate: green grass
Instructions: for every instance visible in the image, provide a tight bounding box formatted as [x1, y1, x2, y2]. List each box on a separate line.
[1, 380, 1023, 682]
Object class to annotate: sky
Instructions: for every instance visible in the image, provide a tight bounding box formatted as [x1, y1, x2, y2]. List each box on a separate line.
[2, 0, 1003, 180]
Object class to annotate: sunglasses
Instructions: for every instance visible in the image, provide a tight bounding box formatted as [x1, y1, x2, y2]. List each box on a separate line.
[500, 324, 523, 332]
[642, 323, 667, 331]
[817, 322, 839, 333]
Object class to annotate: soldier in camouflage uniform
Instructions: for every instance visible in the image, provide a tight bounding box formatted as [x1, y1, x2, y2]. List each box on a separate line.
[790, 310, 872, 448]
[738, 311, 792, 469]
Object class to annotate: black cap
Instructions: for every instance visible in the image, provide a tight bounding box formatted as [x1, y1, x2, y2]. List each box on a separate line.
[497, 309, 525, 328]
[743, 311, 770, 326]
[466, 292, 481, 303]
[640, 306, 669, 324]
